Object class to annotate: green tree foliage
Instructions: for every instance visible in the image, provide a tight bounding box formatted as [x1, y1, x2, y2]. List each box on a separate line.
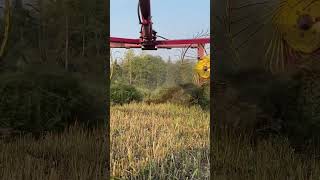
[112, 51, 197, 90]
[110, 50, 209, 109]
[110, 83, 142, 105]
[110, 59, 123, 83]
[0, 0, 11, 60]
[120, 52, 167, 90]
[0, 64, 102, 135]
[147, 83, 210, 110]
[0, 0, 107, 134]
[2, 0, 106, 68]
[174, 60, 195, 85]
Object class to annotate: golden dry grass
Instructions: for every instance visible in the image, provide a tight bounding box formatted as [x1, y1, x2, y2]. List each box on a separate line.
[0, 125, 107, 180]
[110, 103, 210, 179]
[110, 102, 320, 180]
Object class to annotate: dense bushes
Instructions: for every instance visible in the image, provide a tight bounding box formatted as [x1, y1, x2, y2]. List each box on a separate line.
[146, 83, 210, 110]
[110, 81, 210, 109]
[110, 83, 143, 105]
[0, 65, 103, 135]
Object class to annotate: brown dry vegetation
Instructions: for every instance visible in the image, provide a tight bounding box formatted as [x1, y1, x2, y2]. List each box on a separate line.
[110, 103, 210, 179]
[111, 102, 320, 180]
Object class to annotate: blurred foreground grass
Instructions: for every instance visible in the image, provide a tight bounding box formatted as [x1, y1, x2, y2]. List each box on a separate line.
[212, 127, 320, 180]
[0, 125, 108, 180]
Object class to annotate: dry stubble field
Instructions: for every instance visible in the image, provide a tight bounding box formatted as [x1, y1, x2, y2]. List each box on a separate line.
[110, 103, 210, 180]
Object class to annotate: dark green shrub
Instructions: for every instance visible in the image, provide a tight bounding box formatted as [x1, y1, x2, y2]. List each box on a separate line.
[136, 87, 152, 101]
[148, 83, 210, 109]
[0, 65, 102, 134]
[110, 83, 143, 105]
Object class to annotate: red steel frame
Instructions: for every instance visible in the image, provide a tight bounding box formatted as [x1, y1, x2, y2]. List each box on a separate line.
[110, 0, 210, 59]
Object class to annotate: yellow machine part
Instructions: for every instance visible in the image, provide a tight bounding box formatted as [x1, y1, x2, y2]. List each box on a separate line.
[276, 0, 320, 53]
[194, 55, 210, 79]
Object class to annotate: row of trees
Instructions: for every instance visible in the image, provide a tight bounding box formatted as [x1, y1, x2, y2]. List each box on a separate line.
[111, 50, 197, 90]
[0, 0, 109, 134]
[1, 0, 106, 75]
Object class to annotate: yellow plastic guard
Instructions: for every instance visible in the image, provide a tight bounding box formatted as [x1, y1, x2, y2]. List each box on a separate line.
[276, 0, 320, 53]
[194, 55, 210, 79]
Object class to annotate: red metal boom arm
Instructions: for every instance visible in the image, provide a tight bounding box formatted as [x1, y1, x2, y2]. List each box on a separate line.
[139, 0, 157, 50]
[110, 0, 210, 59]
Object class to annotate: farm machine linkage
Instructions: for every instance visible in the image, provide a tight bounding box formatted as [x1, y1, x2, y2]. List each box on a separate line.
[110, 0, 211, 82]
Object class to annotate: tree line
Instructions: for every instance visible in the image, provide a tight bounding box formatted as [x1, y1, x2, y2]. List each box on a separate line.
[0, 0, 107, 77]
[111, 49, 198, 90]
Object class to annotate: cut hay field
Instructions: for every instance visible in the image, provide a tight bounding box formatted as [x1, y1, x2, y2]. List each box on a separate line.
[111, 103, 320, 180]
[110, 103, 210, 179]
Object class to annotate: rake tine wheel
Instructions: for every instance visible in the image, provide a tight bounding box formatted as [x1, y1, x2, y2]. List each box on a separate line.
[223, 0, 320, 73]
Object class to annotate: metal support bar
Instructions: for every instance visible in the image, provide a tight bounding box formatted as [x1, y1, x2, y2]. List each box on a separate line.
[139, 0, 156, 50]
[197, 44, 206, 60]
[110, 37, 210, 49]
